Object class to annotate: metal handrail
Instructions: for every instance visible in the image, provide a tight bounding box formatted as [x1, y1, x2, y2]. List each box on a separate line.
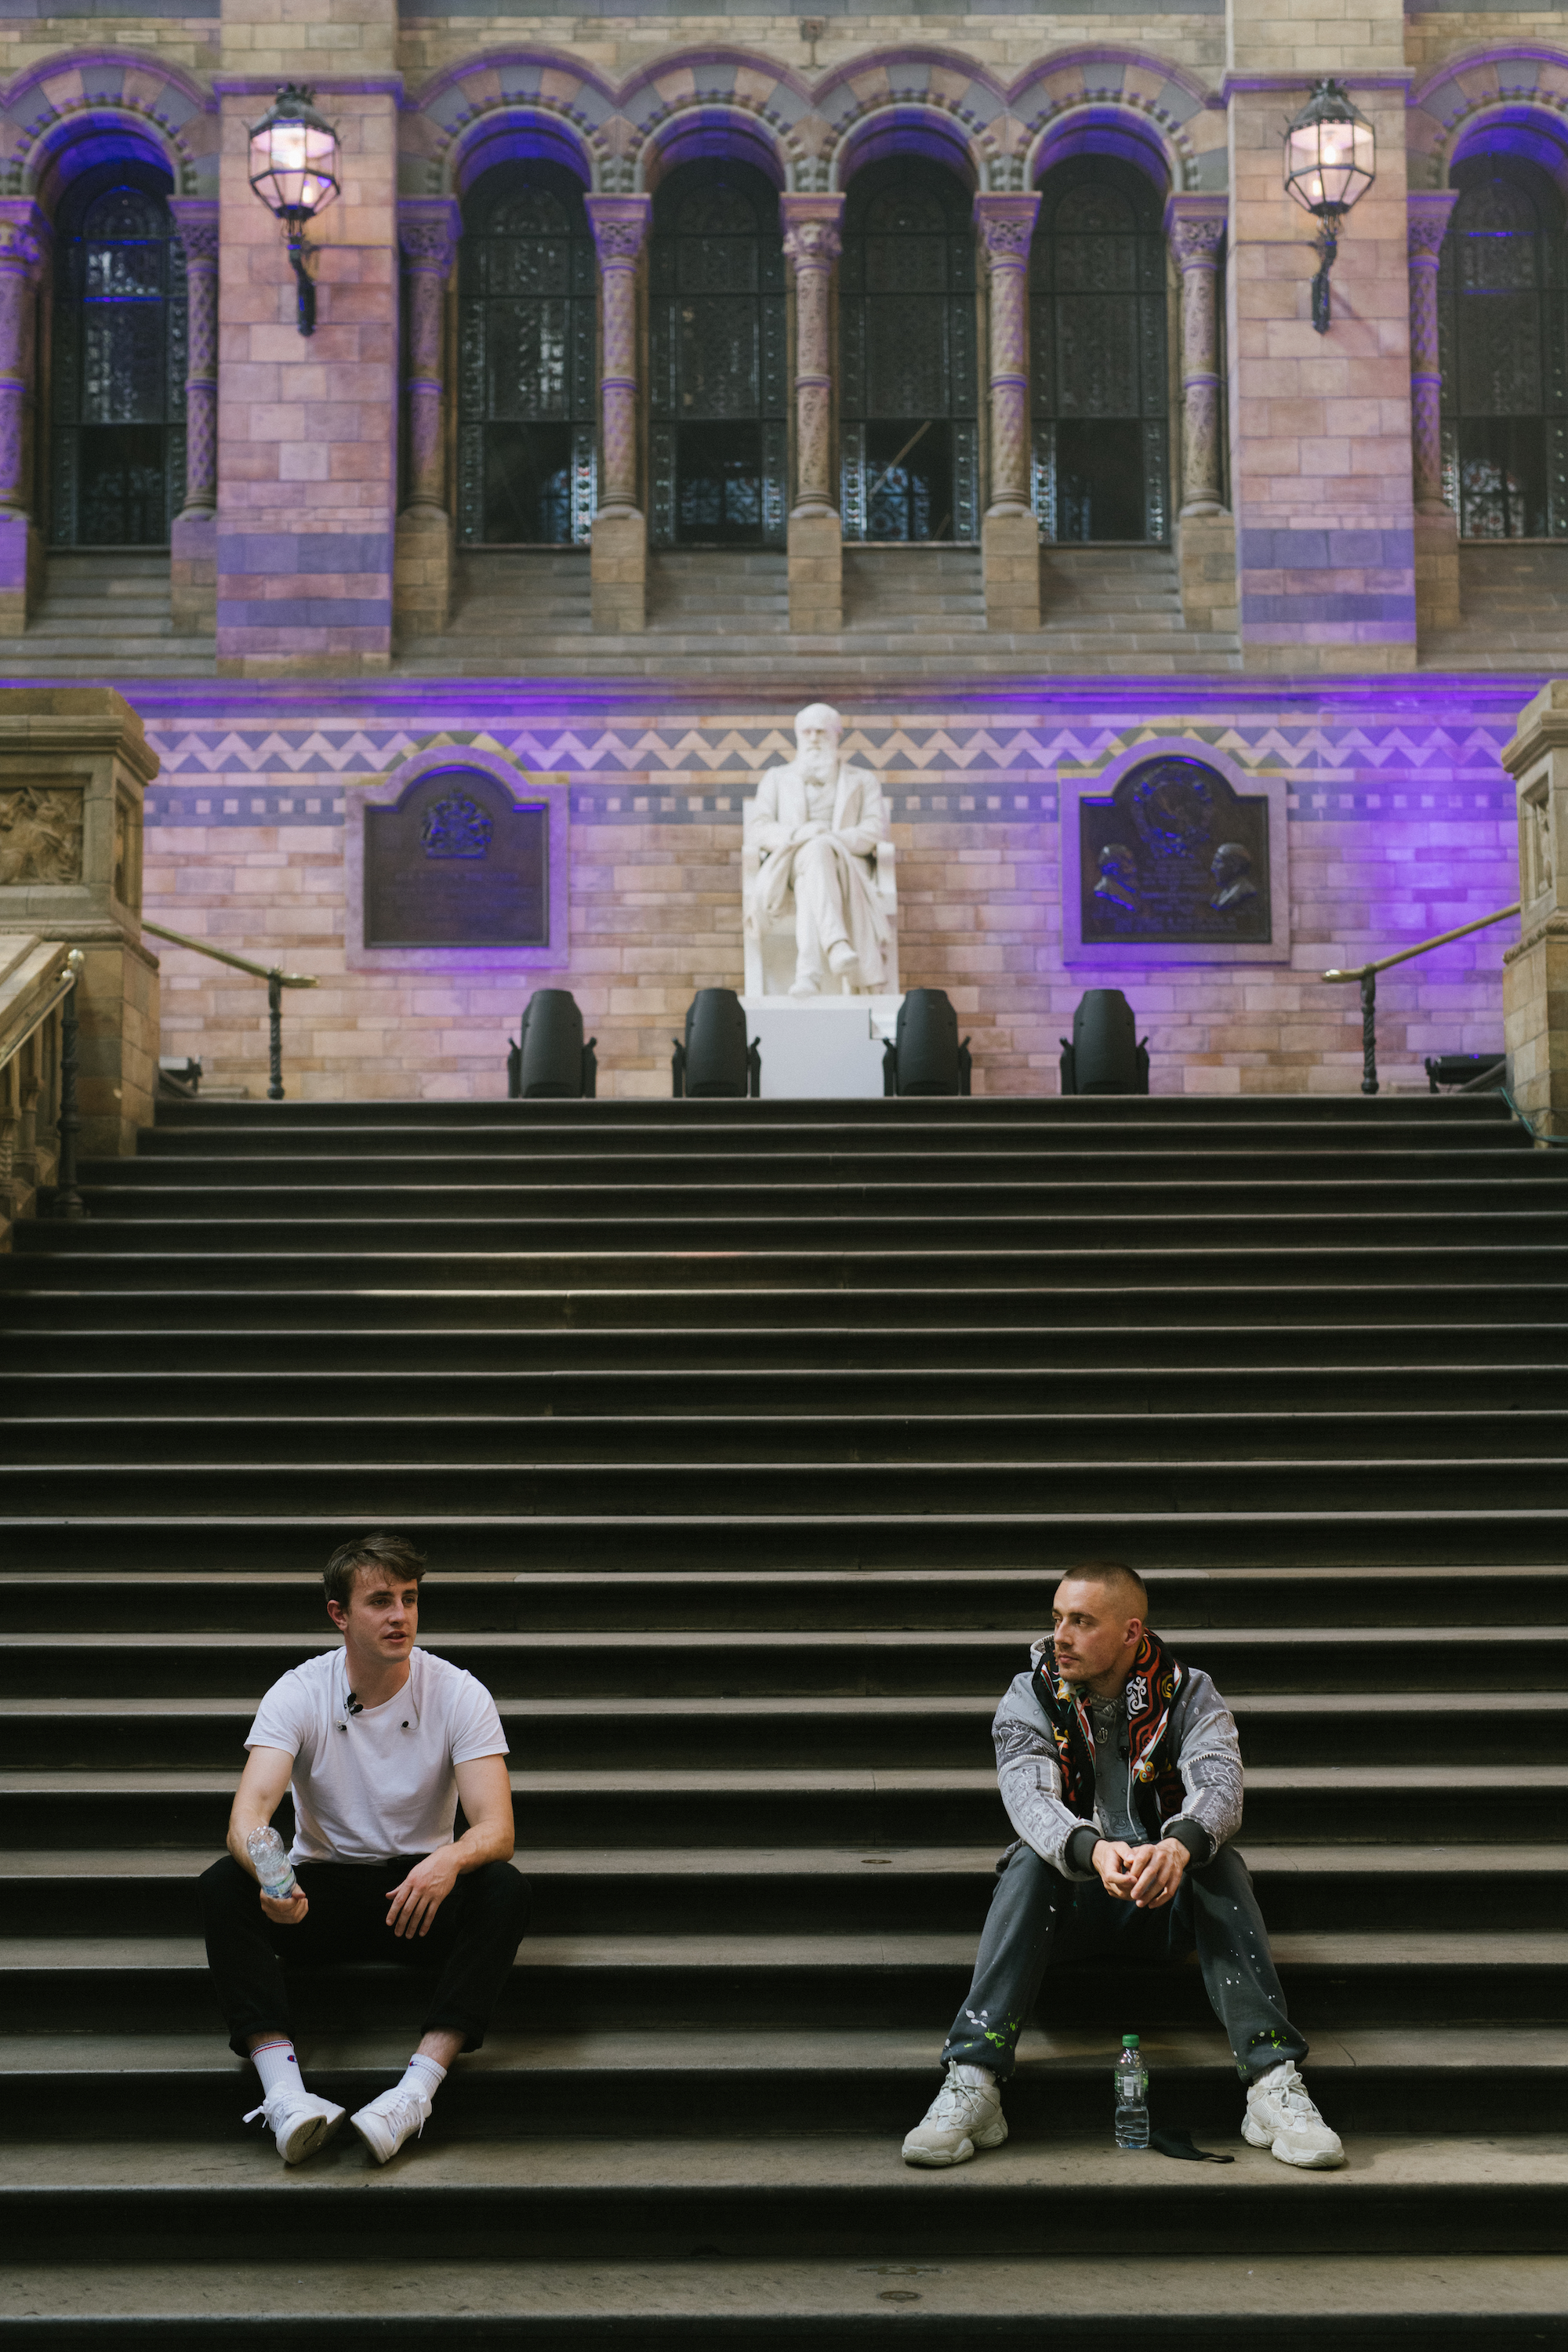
[142, 917, 318, 1102]
[1320, 902, 1519, 1097]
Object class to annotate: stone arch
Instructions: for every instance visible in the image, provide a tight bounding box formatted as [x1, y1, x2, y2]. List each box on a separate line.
[814, 50, 1005, 194]
[401, 50, 616, 198]
[1009, 50, 1221, 197]
[0, 51, 216, 202]
[1409, 49, 1568, 196]
[619, 50, 810, 194]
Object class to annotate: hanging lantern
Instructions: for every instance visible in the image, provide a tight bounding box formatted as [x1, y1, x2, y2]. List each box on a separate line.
[1283, 79, 1375, 334]
[247, 84, 341, 336]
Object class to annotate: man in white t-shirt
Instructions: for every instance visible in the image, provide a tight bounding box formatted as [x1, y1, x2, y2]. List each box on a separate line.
[200, 1532, 526, 2167]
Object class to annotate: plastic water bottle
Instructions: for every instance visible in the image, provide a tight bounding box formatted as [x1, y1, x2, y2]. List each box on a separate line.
[1114, 2034, 1150, 2151]
[247, 1825, 299, 1901]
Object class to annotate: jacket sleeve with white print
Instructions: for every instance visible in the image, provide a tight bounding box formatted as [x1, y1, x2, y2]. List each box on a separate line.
[992, 1646, 1245, 1882]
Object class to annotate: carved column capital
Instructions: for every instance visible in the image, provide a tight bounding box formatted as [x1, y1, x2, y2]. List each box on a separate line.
[972, 191, 1040, 267]
[781, 191, 844, 273]
[1164, 194, 1228, 275]
[1407, 187, 1459, 268]
[398, 196, 462, 277]
[0, 201, 49, 282]
[168, 198, 220, 270]
[586, 194, 652, 266]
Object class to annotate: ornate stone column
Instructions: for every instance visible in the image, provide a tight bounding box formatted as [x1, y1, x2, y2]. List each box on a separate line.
[586, 194, 651, 633]
[974, 192, 1040, 633]
[1409, 189, 1461, 635]
[169, 199, 219, 636]
[395, 197, 461, 639]
[0, 202, 47, 637]
[781, 193, 844, 633]
[1165, 194, 1234, 637]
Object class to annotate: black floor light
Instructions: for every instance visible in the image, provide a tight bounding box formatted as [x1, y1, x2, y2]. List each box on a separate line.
[673, 989, 760, 1098]
[508, 989, 597, 1098]
[1060, 989, 1149, 1095]
[884, 989, 971, 1098]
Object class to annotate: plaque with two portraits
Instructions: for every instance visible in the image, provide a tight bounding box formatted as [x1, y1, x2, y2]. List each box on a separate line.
[1078, 755, 1272, 948]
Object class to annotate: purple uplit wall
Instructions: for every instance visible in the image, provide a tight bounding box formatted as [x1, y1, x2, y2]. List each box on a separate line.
[121, 672, 1529, 1100]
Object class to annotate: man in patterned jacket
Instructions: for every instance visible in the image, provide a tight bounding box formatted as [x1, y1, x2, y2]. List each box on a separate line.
[902, 1560, 1345, 2171]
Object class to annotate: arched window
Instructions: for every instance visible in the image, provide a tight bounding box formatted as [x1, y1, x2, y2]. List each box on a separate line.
[839, 156, 978, 542]
[1029, 157, 1168, 544]
[49, 165, 186, 547]
[1439, 157, 1568, 539]
[456, 161, 597, 546]
[648, 158, 787, 548]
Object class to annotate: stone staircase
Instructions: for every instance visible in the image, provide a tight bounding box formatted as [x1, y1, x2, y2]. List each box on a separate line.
[0, 1090, 1563, 2345]
[0, 551, 215, 680]
[397, 543, 1240, 678]
[1421, 543, 1568, 671]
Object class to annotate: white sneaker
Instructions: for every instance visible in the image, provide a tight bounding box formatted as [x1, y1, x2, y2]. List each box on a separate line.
[242, 2085, 345, 2166]
[902, 2062, 1008, 2169]
[351, 2083, 432, 2165]
[1243, 2061, 1345, 2169]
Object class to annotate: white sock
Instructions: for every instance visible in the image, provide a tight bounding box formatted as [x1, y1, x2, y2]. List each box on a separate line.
[251, 2039, 303, 2101]
[953, 2063, 995, 2089]
[398, 2053, 447, 2107]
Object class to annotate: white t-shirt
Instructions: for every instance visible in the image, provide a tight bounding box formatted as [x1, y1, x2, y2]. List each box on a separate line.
[246, 1646, 509, 1865]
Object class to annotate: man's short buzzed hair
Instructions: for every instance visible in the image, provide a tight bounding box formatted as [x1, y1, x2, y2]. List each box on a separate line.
[1059, 1559, 1149, 1618]
[324, 1533, 427, 1613]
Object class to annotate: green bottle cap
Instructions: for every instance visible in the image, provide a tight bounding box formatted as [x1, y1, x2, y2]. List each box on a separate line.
[1123, 2034, 1139, 2047]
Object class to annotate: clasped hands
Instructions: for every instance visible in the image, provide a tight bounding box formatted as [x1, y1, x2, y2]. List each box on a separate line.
[1091, 1835, 1189, 1910]
[257, 1846, 462, 1938]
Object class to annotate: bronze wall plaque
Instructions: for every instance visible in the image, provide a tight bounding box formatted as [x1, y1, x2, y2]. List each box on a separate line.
[364, 769, 549, 949]
[1079, 756, 1271, 946]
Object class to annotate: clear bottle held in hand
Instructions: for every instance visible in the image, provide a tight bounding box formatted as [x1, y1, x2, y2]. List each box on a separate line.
[247, 1824, 299, 1901]
[1114, 2033, 1149, 2150]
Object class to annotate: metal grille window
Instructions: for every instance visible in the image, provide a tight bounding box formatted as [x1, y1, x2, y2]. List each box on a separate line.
[649, 160, 786, 549]
[1439, 158, 1568, 539]
[457, 162, 597, 546]
[49, 169, 186, 548]
[1029, 158, 1167, 546]
[840, 157, 978, 543]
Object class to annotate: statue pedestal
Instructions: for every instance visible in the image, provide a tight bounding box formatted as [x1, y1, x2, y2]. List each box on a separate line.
[741, 993, 902, 1098]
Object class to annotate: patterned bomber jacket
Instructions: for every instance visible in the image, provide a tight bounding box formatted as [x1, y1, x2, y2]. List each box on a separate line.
[992, 1635, 1246, 1881]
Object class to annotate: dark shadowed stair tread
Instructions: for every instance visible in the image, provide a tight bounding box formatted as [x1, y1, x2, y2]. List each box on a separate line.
[3, 2024, 1561, 2078]
[1, 1840, 1555, 1882]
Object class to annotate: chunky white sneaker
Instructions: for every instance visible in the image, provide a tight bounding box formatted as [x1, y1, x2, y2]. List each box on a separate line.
[1243, 2061, 1345, 2169]
[902, 2062, 1008, 2169]
[242, 2086, 345, 2166]
[351, 2083, 432, 2165]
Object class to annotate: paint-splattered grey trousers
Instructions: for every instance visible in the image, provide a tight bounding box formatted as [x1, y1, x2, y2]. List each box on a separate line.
[940, 1838, 1306, 2083]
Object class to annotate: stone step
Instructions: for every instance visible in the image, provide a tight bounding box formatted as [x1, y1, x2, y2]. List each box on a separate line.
[5, 1843, 1562, 1937]
[0, 2130, 1557, 2262]
[8, 1318, 1559, 1373]
[0, 2024, 1555, 2140]
[1, 1689, 1558, 1773]
[0, 2251, 1560, 2348]
[1, 1624, 1559, 1698]
[1, 1923, 1562, 2039]
[0, 1562, 1560, 1628]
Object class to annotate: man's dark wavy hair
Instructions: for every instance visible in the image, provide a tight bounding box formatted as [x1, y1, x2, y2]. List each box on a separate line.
[323, 1532, 428, 1613]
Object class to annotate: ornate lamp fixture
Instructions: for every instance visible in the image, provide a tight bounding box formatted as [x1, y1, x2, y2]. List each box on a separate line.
[1283, 79, 1375, 334]
[247, 84, 340, 336]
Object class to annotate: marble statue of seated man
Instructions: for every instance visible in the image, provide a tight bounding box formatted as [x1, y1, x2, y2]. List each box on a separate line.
[746, 702, 892, 996]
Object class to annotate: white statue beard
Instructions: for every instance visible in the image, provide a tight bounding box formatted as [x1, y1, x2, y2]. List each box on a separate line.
[798, 746, 838, 786]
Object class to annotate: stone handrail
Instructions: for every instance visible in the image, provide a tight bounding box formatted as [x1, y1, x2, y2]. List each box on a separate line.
[1, 936, 83, 1239]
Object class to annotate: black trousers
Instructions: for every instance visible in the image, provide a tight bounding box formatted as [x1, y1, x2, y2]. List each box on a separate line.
[200, 1853, 529, 2060]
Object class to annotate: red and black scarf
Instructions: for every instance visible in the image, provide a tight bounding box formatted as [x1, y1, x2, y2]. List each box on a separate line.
[1031, 1628, 1189, 1838]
